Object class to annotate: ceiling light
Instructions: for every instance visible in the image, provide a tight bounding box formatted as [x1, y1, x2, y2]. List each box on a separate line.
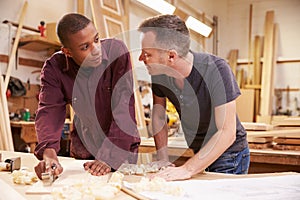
[186, 16, 212, 37]
[136, 0, 176, 14]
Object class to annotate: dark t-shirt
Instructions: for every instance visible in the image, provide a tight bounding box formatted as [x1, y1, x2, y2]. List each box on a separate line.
[152, 51, 248, 153]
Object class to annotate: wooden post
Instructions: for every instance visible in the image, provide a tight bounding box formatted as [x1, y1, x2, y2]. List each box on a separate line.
[0, 76, 14, 150]
[77, 0, 84, 14]
[258, 11, 277, 123]
[4, 1, 28, 90]
[247, 4, 253, 85]
[253, 36, 262, 121]
[228, 49, 238, 77]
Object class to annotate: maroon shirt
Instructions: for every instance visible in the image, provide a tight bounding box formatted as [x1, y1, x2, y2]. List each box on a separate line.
[34, 39, 140, 169]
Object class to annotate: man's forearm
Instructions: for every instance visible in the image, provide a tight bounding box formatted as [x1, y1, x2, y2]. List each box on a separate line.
[182, 129, 235, 175]
[153, 124, 169, 160]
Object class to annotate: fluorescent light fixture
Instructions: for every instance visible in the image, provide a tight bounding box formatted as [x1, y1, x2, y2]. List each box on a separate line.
[136, 0, 176, 14]
[186, 16, 212, 37]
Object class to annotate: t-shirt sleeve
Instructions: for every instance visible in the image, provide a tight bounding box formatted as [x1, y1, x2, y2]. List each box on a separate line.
[151, 75, 166, 97]
[206, 58, 241, 107]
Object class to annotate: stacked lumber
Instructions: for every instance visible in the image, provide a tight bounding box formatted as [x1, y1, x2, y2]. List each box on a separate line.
[248, 136, 274, 149]
[273, 136, 300, 151]
[272, 116, 300, 127]
[242, 122, 273, 131]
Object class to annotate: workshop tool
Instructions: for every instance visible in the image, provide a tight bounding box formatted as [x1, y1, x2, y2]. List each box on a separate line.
[0, 154, 21, 172]
[41, 163, 58, 186]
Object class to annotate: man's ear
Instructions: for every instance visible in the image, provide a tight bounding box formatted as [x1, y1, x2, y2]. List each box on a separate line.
[61, 47, 72, 57]
[168, 49, 178, 62]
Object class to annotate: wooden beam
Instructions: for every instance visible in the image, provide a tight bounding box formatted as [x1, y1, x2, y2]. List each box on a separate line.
[247, 4, 253, 85]
[4, 1, 28, 90]
[77, 0, 84, 14]
[0, 76, 14, 150]
[173, 8, 189, 21]
[253, 36, 262, 121]
[258, 11, 276, 123]
[275, 88, 300, 92]
[237, 58, 300, 65]
[253, 36, 262, 85]
[228, 49, 238, 77]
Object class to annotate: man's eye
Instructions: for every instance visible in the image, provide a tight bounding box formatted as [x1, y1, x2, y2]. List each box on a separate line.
[81, 44, 89, 50]
[95, 37, 99, 43]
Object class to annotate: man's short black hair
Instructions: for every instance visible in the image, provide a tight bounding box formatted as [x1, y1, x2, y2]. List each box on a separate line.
[57, 13, 91, 47]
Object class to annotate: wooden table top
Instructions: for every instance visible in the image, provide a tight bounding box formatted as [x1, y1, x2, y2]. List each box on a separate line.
[1, 150, 299, 200]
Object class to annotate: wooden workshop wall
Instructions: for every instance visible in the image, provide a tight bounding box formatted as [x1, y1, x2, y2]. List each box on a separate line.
[0, 0, 75, 84]
[223, 0, 300, 115]
[185, 0, 300, 117]
[0, 0, 299, 118]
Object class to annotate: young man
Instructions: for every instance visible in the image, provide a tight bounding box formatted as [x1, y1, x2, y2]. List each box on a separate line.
[34, 13, 140, 179]
[138, 14, 249, 181]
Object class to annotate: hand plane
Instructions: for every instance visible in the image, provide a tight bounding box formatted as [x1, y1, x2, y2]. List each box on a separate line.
[0, 153, 21, 172]
[41, 163, 58, 186]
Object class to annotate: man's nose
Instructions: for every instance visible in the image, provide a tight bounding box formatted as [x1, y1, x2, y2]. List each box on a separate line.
[139, 53, 144, 61]
[91, 43, 101, 55]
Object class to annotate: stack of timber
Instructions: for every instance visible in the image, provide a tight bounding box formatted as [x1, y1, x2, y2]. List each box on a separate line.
[245, 122, 274, 149]
[272, 116, 300, 127]
[248, 136, 274, 149]
[271, 117, 300, 150]
[273, 135, 300, 151]
[242, 122, 273, 131]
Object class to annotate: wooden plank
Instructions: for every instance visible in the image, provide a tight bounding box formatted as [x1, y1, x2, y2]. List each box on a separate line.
[248, 143, 273, 149]
[272, 117, 300, 126]
[0, 76, 14, 150]
[253, 36, 262, 121]
[274, 138, 300, 145]
[0, 54, 44, 68]
[258, 11, 276, 123]
[228, 49, 238, 77]
[236, 89, 255, 122]
[4, 1, 28, 90]
[250, 149, 300, 166]
[273, 144, 300, 151]
[237, 58, 300, 65]
[77, 0, 85, 14]
[247, 136, 273, 143]
[247, 128, 300, 138]
[173, 7, 189, 21]
[242, 122, 273, 131]
[247, 4, 253, 85]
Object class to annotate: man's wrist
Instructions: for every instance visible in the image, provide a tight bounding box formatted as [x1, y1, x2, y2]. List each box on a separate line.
[43, 148, 58, 161]
[182, 163, 196, 177]
[156, 146, 169, 161]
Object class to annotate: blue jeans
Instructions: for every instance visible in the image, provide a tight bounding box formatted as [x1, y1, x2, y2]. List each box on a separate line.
[206, 147, 250, 174]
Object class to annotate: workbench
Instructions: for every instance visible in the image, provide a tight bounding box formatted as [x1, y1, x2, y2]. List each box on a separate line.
[139, 127, 300, 173]
[10, 121, 36, 153]
[10, 119, 72, 154]
[0, 151, 299, 200]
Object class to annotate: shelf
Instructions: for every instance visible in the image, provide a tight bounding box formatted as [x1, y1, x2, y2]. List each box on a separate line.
[18, 34, 61, 51]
